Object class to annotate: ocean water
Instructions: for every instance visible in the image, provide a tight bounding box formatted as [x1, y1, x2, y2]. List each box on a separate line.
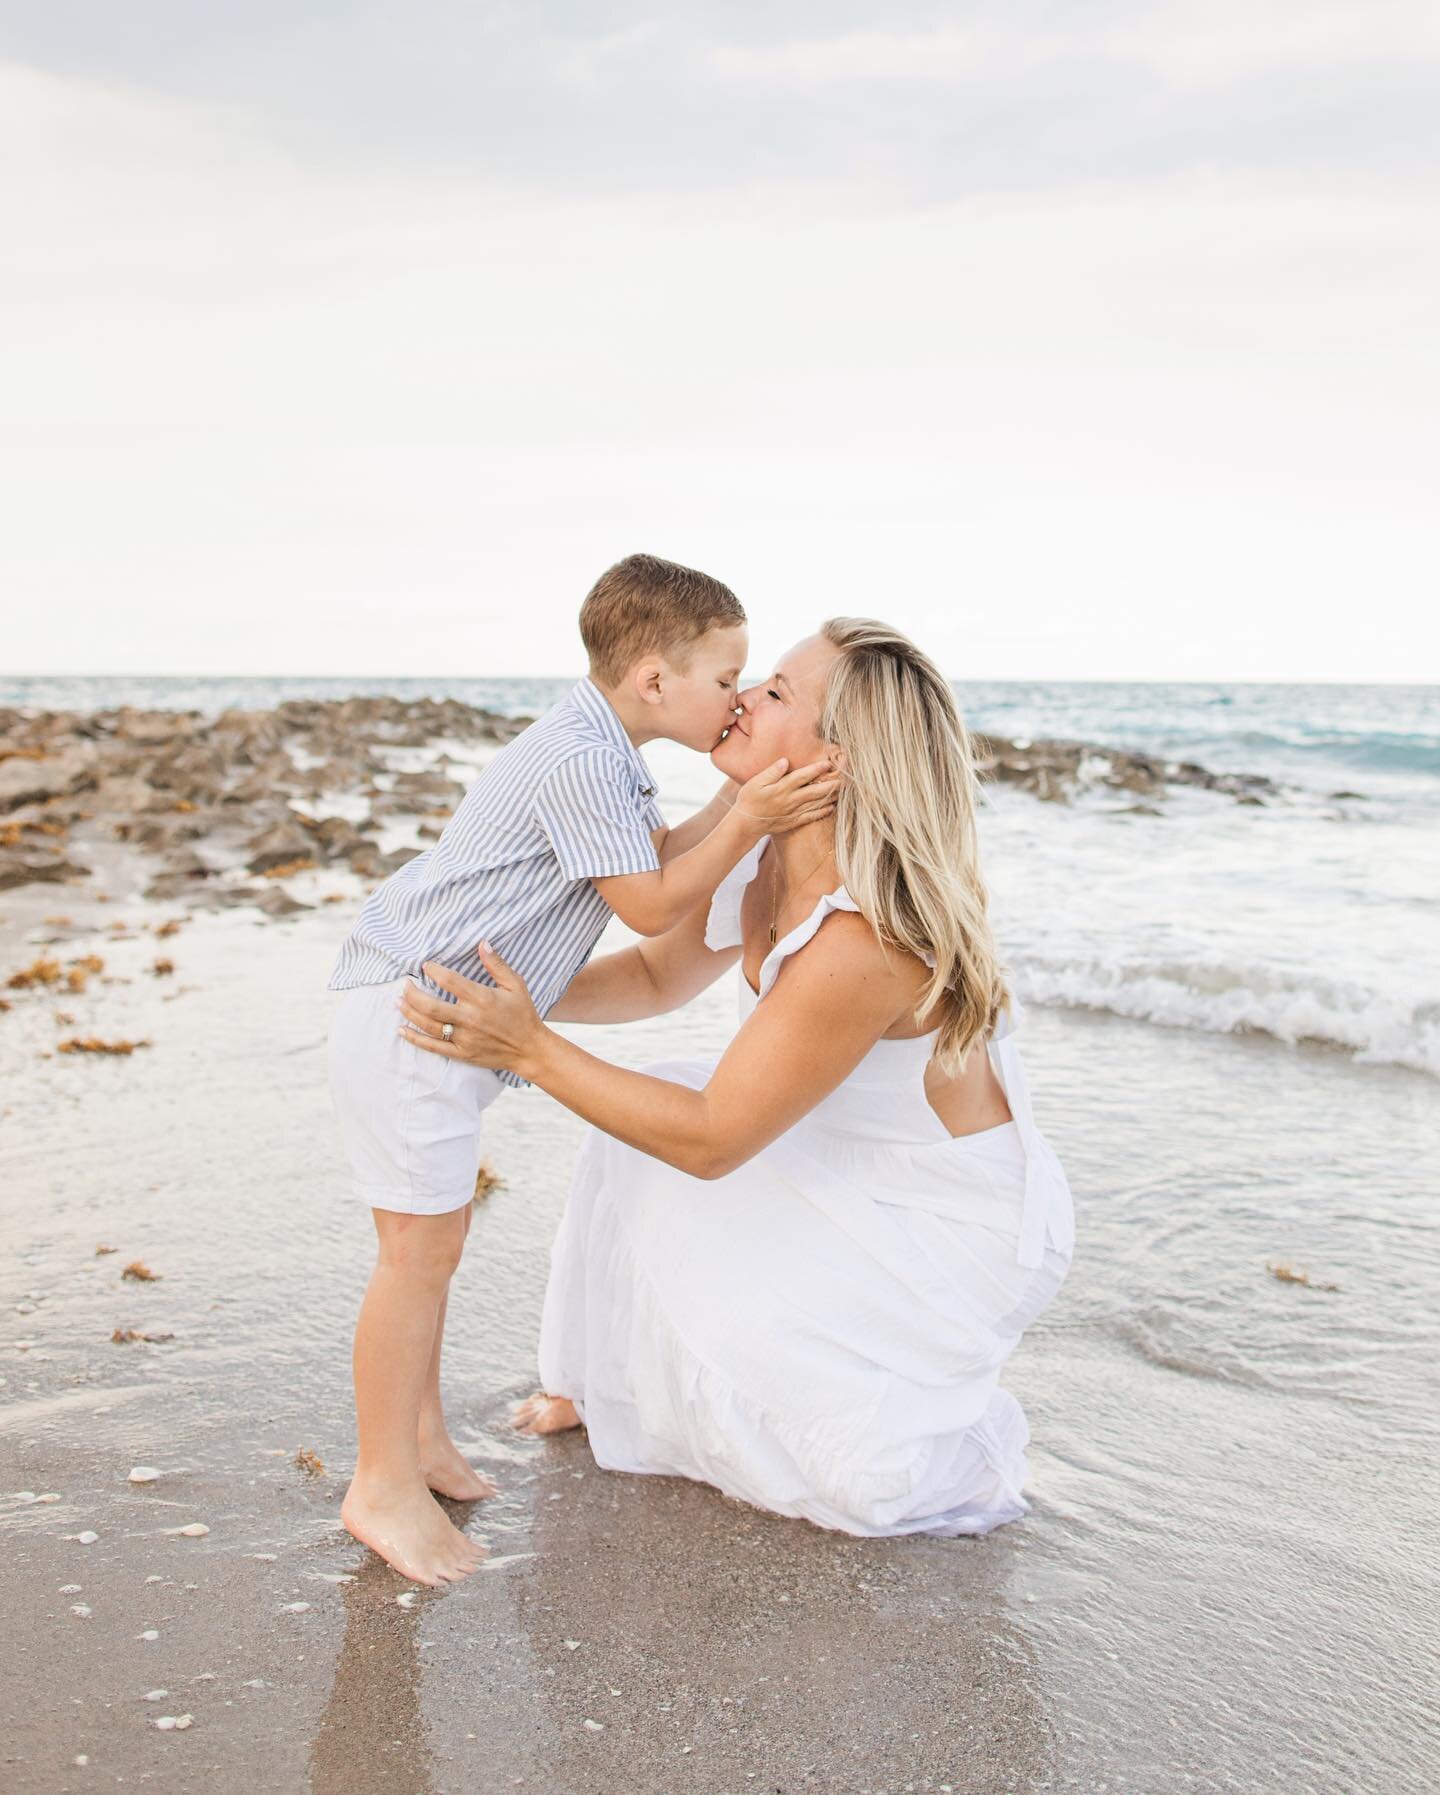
[8, 673, 1435, 1081]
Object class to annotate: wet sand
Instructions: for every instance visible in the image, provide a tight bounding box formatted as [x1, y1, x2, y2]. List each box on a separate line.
[4, 787, 1438, 1791]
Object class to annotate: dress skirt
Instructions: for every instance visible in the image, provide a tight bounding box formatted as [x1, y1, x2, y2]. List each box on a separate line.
[536, 1056, 1072, 1539]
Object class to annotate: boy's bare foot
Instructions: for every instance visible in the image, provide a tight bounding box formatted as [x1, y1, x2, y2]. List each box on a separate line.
[419, 1429, 499, 1502]
[512, 1392, 582, 1435]
[341, 1479, 488, 1587]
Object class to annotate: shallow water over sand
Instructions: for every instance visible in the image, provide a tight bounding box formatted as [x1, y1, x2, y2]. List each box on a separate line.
[2, 863, 1436, 1791]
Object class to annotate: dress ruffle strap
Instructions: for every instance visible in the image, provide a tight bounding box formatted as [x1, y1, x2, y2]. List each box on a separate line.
[987, 998, 1076, 1270]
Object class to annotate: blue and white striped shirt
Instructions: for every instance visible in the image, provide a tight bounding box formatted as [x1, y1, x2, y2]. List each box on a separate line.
[330, 677, 664, 1087]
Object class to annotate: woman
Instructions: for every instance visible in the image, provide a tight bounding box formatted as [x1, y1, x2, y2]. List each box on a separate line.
[400, 619, 1076, 1537]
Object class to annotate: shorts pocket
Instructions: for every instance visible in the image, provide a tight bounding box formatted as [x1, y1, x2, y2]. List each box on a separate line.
[405, 1035, 454, 1099]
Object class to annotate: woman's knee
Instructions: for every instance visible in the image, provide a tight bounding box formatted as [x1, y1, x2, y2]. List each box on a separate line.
[372, 1207, 469, 1283]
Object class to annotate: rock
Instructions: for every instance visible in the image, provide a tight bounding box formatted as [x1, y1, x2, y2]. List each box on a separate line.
[0, 744, 96, 812]
[389, 768, 466, 804]
[251, 885, 312, 917]
[308, 815, 371, 861]
[247, 820, 315, 874]
[0, 851, 87, 891]
[115, 709, 200, 746]
[91, 774, 162, 815]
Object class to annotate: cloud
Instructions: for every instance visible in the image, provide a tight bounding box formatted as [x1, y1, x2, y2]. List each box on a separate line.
[4, 1, 1438, 197]
[2, 11, 1437, 678]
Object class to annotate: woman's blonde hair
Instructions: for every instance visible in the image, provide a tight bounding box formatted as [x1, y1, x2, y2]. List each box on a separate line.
[819, 617, 1010, 1071]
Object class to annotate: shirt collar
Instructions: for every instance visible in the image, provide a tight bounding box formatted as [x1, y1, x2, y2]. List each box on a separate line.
[570, 677, 659, 795]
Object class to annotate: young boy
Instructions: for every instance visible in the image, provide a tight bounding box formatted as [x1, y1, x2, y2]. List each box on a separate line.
[327, 553, 837, 1585]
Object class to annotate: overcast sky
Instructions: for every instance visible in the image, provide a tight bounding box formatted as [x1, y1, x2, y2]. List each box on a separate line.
[4, 1, 1438, 682]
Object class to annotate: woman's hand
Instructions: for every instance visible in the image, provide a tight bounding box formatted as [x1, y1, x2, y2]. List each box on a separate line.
[396, 944, 548, 1079]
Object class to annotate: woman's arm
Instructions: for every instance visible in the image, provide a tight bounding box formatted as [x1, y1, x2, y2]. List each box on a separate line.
[546, 898, 741, 1024]
[399, 913, 918, 1179]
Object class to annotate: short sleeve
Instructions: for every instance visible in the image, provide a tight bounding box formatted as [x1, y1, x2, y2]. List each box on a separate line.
[532, 747, 662, 882]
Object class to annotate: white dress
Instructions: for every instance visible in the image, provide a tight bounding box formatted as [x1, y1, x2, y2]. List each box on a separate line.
[536, 842, 1077, 1538]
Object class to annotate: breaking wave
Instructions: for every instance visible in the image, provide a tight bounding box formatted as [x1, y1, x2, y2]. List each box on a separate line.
[1017, 955, 1440, 1080]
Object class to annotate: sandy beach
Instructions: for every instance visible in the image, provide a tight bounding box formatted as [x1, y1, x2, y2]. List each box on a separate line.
[3, 700, 1437, 1794]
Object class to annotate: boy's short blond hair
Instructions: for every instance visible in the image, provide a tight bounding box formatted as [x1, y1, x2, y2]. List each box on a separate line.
[580, 554, 745, 687]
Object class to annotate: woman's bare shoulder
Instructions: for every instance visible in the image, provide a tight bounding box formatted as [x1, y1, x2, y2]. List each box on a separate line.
[779, 907, 931, 1006]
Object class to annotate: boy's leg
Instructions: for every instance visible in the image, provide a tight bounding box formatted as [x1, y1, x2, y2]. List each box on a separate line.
[418, 1206, 499, 1500]
[342, 1207, 487, 1587]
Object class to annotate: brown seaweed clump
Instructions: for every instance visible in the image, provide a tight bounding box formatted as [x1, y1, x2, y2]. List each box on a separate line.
[473, 1162, 505, 1202]
[294, 1448, 325, 1478]
[121, 1259, 161, 1281]
[1267, 1260, 1340, 1293]
[7, 956, 62, 989]
[112, 1326, 175, 1344]
[151, 957, 176, 976]
[57, 1037, 150, 1055]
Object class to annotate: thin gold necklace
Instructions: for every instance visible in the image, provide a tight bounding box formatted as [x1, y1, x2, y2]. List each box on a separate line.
[769, 844, 836, 945]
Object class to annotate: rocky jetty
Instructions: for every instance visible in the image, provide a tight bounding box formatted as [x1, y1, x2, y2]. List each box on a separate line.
[972, 735, 1278, 808]
[0, 698, 1280, 903]
[0, 697, 528, 904]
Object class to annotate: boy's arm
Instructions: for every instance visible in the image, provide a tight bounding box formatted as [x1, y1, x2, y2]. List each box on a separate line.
[593, 757, 836, 937]
[653, 779, 740, 864]
[548, 898, 742, 1023]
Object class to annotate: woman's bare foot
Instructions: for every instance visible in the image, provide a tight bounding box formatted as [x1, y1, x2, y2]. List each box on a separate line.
[341, 1477, 489, 1587]
[418, 1428, 499, 1502]
[512, 1392, 582, 1436]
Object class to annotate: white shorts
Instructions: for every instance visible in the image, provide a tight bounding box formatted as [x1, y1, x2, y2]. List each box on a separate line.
[328, 979, 505, 1216]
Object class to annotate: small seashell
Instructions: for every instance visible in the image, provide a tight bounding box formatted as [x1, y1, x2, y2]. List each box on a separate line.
[12, 1491, 37, 1503]
[174, 1523, 209, 1537]
[241, 1678, 266, 1689]
[154, 1716, 178, 1730]
[59, 1584, 82, 1595]
[395, 1592, 417, 1609]
[191, 1672, 216, 1682]
[138, 1629, 159, 1641]
[70, 1604, 92, 1618]
[247, 1552, 278, 1561]
[144, 1575, 165, 1584]
[281, 1601, 310, 1614]
[70, 1530, 99, 1544]
[143, 1690, 169, 1702]
[563, 1639, 581, 1651]
[15, 1303, 35, 1315]
[582, 1718, 604, 1732]
[173, 1715, 193, 1730]
[35, 1493, 62, 1504]
[74, 1756, 89, 1767]
[128, 1466, 161, 1484]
